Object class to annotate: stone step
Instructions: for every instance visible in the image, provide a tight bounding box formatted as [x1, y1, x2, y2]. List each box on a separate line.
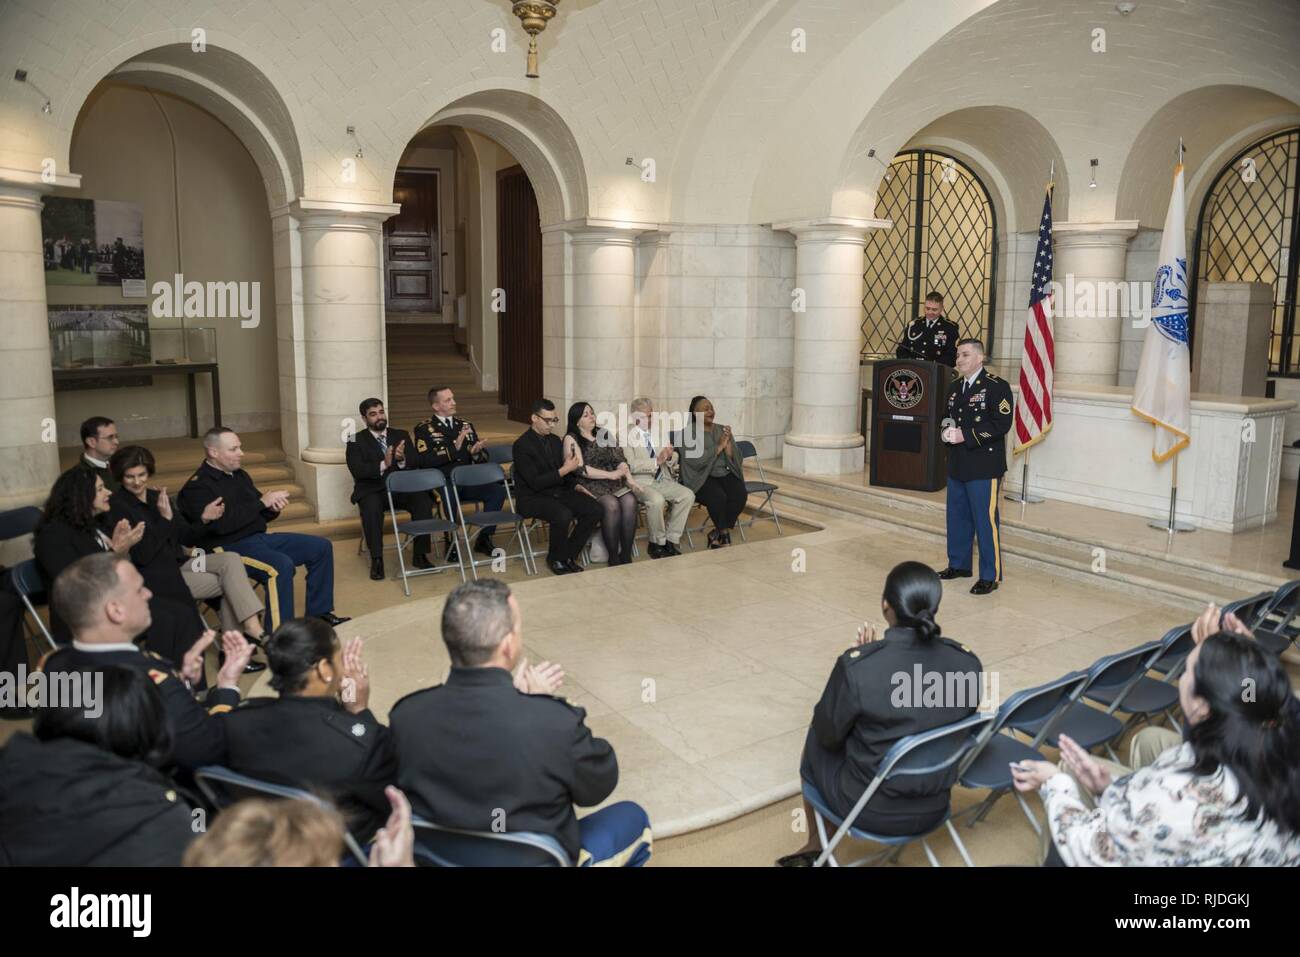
[759, 464, 1285, 613]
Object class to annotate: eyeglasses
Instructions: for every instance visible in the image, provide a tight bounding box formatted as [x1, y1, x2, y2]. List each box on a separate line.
[537, 415, 560, 424]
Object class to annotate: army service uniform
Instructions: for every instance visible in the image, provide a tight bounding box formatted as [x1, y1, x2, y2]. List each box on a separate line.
[800, 626, 983, 835]
[895, 315, 960, 367]
[944, 367, 1014, 583]
[410, 415, 506, 540]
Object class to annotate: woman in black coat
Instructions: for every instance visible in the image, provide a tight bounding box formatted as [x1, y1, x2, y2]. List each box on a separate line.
[0, 665, 197, 866]
[34, 466, 203, 663]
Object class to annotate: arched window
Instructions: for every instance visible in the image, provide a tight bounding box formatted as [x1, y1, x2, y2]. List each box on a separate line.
[1190, 128, 1300, 375]
[861, 149, 997, 359]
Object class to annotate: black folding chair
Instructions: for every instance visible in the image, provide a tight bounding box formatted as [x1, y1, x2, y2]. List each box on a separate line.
[0, 507, 53, 651]
[955, 672, 1089, 840]
[1006, 643, 1163, 762]
[193, 765, 369, 866]
[410, 816, 570, 867]
[1246, 580, 1300, 657]
[1083, 625, 1189, 729]
[806, 713, 993, 867]
[449, 463, 536, 579]
[734, 439, 782, 540]
[385, 469, 464, 596]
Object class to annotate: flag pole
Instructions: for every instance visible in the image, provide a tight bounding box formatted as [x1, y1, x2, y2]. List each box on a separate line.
[1148, 448, 1196, 534]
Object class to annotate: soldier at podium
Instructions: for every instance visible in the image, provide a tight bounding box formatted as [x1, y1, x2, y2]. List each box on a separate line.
[938, 339, 1013, 595]
[895, 291, 959, 368]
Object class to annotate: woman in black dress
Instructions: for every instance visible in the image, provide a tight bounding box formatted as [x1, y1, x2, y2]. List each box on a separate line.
[564, 402, 640, 565]
[34, 466, 203, 663]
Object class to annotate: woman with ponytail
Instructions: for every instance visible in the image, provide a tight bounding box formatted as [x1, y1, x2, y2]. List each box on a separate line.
[778, 561, 983, 866]
[1013, 629, 1300, 866]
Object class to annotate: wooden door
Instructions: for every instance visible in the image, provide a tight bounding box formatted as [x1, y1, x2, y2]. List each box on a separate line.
[385, 170, 439, 312]
[497, 166, 542, 422]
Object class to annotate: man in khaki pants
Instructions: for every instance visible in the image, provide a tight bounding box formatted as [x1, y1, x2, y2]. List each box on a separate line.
[623, 398, 694, 559]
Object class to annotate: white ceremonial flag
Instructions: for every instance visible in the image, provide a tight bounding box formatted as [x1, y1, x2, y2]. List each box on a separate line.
[1131, 163, 1190, 462]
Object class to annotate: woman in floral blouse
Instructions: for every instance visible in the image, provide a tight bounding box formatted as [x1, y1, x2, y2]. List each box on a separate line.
[1012, 628, 1300, 866]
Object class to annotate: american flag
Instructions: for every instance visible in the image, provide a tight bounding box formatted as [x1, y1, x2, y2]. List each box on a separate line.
[1014, 187, 1055, 454]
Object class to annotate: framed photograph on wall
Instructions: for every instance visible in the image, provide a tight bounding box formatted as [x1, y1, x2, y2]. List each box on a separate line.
[41, 197, 146, 289]
[48, 305, 152, 390]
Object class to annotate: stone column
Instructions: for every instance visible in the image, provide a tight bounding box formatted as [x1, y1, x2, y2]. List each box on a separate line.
[1052, 220, 1139, 386]
[543, 221, 646, 420]
[774, 218, 886, 475]
[287, 198, 399, 521]
[0, 168, 80, 510]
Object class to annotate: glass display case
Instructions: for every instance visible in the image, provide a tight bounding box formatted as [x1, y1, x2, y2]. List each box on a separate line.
[150, 326, 217, 365]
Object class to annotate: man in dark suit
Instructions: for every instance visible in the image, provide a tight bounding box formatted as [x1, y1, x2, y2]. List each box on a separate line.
[390, 580, 652, 866]
[346, 398, 437, 581]
[511, 398, 601, 575]
[39, 552, 250, 770]
[938, 339, 1013, 595]
[410, 386, 505, 563]
[78, 416, 120, 491]
[895, 291, 960, 368]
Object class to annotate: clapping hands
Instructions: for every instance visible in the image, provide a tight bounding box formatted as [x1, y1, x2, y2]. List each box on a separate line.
[513, 657, 565, 695]
[109, 518, 145, 554]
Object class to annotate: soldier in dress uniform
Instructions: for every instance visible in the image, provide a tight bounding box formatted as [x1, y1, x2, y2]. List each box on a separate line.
[939, 338, 1013, 595]
[778, 562, 983, 866]
[223, 618, 398, 842]
[410, 386, 506, 562]
[390, 580, 653, 866]
[39, 553, 250, 771]
[895, 291, 960, 367]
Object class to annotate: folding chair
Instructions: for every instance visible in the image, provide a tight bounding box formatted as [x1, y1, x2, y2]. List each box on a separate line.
[734, 439, 782, 541]
[1245, 580, 1300, 657]
[806, 712, 993, 867]
[1006, 642, 1163, 762]
[1083, 625, 1190, 729]
[410, 816, 571, 867]
[955, 672, 1089, 839]
[449, 463, 536, 579]
[212, 548, 281, 633]
[8, 560, 55, 652]
[0, 506, 53, 650]
[484, 445, 515, 496]
[1222, 590, 1276, 632]
[385, 469, 465, 597]
[193, 765, 369, 866]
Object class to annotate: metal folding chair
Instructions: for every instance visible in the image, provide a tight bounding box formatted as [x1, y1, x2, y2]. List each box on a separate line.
[212, 547, 282, 633]
[484, 445, 515, 496]
[1006, 642, 1164, 762]
[0, 506, 53, 651]
[193, 765, 369, 866]
[1245, 580, 1300, 657]
[449, 463, 536, 579]
[954, 672, 1089, 839]
[410, 816, 571, 867]
[806, 712, 993, 867]
[385, 469, 465, 596]
[1083, 625, 1190, 728]
[734, 439, 782, 541]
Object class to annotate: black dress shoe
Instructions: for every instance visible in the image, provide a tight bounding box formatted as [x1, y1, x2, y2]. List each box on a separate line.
[370, 558, 385, 580]
[444, 545, 460, 565]
[666, 542, 682, 556]
[564, 560, 584, 573]
[318, 612, 352, 626]
[648, 542, 667, 559]
[474, 536, 496, 557]
[548, 560, 571, 575]
[970, 579, 999, 595]
[412, 553, 434, 570]
[243, 658, 268, 674]
[938, 567, 973, 580]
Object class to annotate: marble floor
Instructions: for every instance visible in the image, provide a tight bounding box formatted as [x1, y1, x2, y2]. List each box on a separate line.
[297, 506, 1202, 843]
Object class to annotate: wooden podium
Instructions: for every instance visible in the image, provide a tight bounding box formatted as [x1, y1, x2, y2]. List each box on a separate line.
[869, 358, 951, 492]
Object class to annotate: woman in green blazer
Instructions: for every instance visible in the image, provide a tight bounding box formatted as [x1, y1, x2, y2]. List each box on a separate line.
[678, 396, 748, 548]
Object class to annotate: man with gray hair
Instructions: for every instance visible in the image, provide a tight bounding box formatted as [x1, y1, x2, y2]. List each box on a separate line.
[389, 580, 653, 866]
[622, 397, 694, 558]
